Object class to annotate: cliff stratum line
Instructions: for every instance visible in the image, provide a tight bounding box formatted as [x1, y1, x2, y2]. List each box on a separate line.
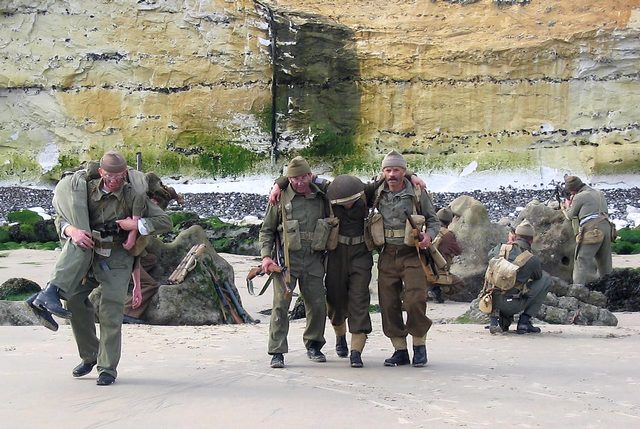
[1, 0, 639, 181]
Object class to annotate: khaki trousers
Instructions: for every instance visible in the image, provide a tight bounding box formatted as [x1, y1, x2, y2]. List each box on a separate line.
[268, 271, 327, 354]
[377, 244, 433, 340]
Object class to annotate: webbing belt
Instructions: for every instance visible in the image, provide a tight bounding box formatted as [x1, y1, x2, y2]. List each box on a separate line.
[337, 235, 365, 245]
[384, 228, 405, 238]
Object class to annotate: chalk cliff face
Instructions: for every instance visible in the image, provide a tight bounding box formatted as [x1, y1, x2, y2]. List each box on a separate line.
[1, 0, 639, 180]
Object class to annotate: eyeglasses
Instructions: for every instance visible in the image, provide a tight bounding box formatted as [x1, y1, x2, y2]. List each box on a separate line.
[101, 172, 127, 181]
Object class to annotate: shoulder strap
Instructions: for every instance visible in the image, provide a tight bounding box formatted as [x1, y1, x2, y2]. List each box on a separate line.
[413, 184, 422, 215]
[498, 243, 513, 259]
[512, 250, 533, 267]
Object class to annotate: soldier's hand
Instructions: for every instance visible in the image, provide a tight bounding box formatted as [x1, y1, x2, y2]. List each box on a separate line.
[418, 232, 432, 249]
[261, 256, 277, 273]
[116, 217, 138, 231]
[131, 283, 142, 309]
[66, 226, 94, 249]
[268, 184, 282, 205]
[410, 174, 427, 190]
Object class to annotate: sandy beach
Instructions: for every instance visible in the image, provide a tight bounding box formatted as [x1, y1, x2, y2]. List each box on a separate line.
[1, 249, 639, 428]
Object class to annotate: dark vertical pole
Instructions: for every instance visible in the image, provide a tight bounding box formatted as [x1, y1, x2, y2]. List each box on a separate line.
[255, 1, 279, 164]
[267, 6, 278, 162]
[136, 151, 142, 171]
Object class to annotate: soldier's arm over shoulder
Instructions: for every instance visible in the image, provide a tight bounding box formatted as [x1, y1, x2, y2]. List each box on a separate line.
[259, 204, 279, 258]
[140, 196, 172, 235]
[420, 192, 440, 239]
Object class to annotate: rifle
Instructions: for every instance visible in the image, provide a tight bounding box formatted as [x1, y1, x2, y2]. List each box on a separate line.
[404, 209, 439, 281]
[167, 244, 206, 284]
[275, 224, 294, 299]
[207, 262, 258, 324]
[246, 264, 283, 296]
[222, 280, 259, 324]
[554, 183, 570, 209]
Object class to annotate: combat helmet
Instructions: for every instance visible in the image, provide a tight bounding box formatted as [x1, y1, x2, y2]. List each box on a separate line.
[327, 175, 365, 206]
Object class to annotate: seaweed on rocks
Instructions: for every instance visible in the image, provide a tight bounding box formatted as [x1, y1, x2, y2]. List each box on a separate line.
[587, 268, 640, 312]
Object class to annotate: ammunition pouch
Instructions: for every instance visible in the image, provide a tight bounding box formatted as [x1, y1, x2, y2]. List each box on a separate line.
[364, 212, 384, 249]
[311, 217, 339, 251]
[284, 219, 302, 251]
[403, 215, 425, 247]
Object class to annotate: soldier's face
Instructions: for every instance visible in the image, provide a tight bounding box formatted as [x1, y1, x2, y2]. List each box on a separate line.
[289, 173, 313, 194]
[99, 167, 127, 193]
[382, 166, 405, 189]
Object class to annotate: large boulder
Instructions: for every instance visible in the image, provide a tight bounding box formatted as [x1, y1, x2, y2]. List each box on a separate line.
[446, 195, 508, 300]
[0, 300, 41, 326]
[90, 225, 246, 325]
[515, 200, 575, 283]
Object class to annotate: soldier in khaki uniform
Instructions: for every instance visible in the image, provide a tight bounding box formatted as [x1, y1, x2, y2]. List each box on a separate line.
[487, 221, 551, 334]
[376, 150, 440, 367]
[29, 150, 172, 385]
[259, 156, 330, 368]
[269, 173, 427, 368]
[562, 175, 613, 284]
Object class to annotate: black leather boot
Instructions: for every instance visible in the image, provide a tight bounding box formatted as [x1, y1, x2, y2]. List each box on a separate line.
[307, 346, 327, 362]
[499, 314, 513, 332]
[489, 316, 502, 334]
[350, 351, 363, 368]
[73, 361, 97, 377]
[270, 353, 285, 368]
[383, 349, 410, 367]
[412, 345, 428, 367]
[431, 286, 444, 303]
[516, 313, 541, 334]
[33, 283, 72, 319]
[335, 335, 348, 358]
[24, 292, 58, 331]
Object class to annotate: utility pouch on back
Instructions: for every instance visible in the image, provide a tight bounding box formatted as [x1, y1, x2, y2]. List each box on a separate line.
[403, 214, 425, 247]
[577, 228, 604, 245]
[610, 221, 617, 242]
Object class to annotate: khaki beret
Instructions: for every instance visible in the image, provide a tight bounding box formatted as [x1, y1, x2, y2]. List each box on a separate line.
[286, 156, 311, 177]
[100, 150, 128, 173]
[381, 150, 407, 169]
[515, 219, 535, 237]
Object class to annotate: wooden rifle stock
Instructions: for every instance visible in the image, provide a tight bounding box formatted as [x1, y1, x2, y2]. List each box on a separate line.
[403, 209, 439, 280]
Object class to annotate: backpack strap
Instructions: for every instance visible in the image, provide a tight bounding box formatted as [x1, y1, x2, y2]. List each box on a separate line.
[512, 250, 533, 267]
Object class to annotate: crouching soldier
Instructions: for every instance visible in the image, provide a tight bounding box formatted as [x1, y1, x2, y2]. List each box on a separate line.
[484, 220, 552, 334]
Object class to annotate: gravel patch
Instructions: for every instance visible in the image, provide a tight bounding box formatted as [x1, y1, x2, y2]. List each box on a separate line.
[1, 186, 639, 225]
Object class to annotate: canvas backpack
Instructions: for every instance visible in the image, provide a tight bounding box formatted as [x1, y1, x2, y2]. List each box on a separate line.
[484, 244, 533, 292]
